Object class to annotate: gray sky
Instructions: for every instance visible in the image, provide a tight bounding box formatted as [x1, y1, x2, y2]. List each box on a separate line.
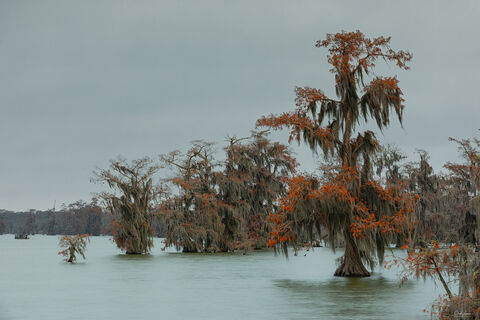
[1, 0, 479, 211]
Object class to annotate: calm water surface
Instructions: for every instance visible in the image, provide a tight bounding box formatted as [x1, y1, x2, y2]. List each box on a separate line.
[0, 235, 440, 319]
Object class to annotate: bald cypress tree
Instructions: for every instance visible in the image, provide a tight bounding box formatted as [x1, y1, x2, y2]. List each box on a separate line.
[219, 132, 296, 250]
[93, 157, 160, 254]
[404, 151, 440, 244]
[160, 141, 224, 253]
[443, 136, 480, 245]
[257, 30, 415, 276]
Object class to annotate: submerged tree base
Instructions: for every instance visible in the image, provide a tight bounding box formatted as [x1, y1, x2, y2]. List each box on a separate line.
[334, 263, 371, 277]
[334, 231, 371, 277]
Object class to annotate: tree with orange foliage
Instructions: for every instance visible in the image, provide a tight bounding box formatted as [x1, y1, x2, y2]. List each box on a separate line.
[257, 30, 414, 276]
[160, 141, 224, 253]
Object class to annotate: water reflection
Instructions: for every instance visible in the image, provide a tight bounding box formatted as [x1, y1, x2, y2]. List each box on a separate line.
[274, 276, 429, 320]
[113, 253, 154, 260]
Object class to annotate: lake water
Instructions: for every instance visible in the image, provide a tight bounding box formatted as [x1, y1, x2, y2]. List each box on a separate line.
[0, 235, 441, 320]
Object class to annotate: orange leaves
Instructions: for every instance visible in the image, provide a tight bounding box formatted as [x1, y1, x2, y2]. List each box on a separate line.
[351, 210, 408, 239]
[294, 86, 327, 108]
[266, 212, 293, 247]
[267, 239, 276, 247]
[266, 166, 416, 246]
[315, 30, 412, 75]
[256, 87, 333, 147]
[325, 167, 412, 239]
[316, 30, 369, 74]
[367, 77, 401, 92]
[256, 112, 333, 144]
[367, 180, 393, 201]
[363, 76, 404, 103]
[391, 242, 480, 317]
[449, 244, 459, 257]
[171, 177, 195, 190]
[391, 243, 473, 285]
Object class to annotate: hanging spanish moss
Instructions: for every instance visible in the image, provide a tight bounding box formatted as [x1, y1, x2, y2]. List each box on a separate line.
[257, 30, 415, 277]
[93, 157, 160, 254]
[219, 131, 296, 250]
[160, 141, 224, 253]
[58, 234, 90, 263]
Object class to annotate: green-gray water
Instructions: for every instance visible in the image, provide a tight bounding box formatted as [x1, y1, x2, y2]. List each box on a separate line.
[0, 235, 440, 319]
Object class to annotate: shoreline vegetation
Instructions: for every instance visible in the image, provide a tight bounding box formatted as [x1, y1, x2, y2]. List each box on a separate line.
[1, 30, 479, 319]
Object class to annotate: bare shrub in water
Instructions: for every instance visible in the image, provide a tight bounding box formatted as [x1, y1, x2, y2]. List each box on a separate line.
[58, 234, 90, 263]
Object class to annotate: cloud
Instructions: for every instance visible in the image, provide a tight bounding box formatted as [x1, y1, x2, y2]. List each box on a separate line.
[1, 0, 479, 210]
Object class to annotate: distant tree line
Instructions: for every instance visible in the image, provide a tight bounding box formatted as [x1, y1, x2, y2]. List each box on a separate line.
[0, 200, 165, 237]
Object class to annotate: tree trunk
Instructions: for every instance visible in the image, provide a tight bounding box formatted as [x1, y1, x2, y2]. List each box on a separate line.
[474, 269, 480, 300]
[334, 108, 370, 277]
[431, 257, 452, 299]
[334, 230, 370, 277]
[471, 196, 480, 247]
[182, 245, 197, 253]
[67, 248, 75, 263]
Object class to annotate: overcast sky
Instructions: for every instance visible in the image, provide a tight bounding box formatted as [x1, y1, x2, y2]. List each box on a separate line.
[1, 0, 479, 211]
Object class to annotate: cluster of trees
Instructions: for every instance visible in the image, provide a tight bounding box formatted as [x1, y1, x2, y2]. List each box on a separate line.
[386, 138, 480, 319]
[397, 138, 479, 246]
[252, 30, 479, 317]
[160, 134, 296, 253]
[93, 132, 296, 255]
[351, 137, 480, 318]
